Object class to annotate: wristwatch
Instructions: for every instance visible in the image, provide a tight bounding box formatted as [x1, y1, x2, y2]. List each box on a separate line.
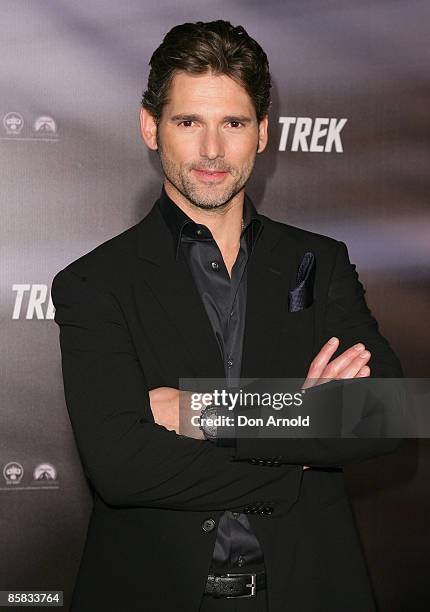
[199, 404, 218, 442]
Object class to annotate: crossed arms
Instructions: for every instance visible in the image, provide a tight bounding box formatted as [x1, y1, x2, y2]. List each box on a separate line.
[51, 241, 404, 512]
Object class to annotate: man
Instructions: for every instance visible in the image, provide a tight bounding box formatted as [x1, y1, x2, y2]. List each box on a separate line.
[51, 20, 403, 612]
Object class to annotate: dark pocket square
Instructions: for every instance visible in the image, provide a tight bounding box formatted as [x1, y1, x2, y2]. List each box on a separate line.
[288, 251, 315, 312]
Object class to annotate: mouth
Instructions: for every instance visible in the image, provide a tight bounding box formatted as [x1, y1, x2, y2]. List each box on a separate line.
[192, 168, 229, 182]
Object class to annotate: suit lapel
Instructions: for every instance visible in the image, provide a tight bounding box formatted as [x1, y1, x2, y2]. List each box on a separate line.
[135, 203, 225, 378]
[135, 199, 304, 380]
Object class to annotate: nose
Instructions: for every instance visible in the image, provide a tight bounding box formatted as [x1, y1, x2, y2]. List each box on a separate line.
[199, 125, 225, 161]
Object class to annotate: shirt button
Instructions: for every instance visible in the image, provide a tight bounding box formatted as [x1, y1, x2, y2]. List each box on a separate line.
[201, 518, 216, 532]
[211, 261, 220, 271]
[196, 228, 203, 236]
[227, 357, 233, 368]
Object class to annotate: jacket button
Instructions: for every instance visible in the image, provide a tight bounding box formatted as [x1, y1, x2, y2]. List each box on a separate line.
[264, 506, 274, 515]
[258, 459, 266, 466]
[201, 518, 216, 532]
[243, 505, 252, 514]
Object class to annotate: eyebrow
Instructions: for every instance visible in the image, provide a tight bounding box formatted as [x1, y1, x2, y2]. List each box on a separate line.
[169, 113, 254, 124]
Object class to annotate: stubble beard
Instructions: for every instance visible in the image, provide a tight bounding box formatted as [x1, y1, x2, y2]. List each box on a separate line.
[156, 137, 257, 211]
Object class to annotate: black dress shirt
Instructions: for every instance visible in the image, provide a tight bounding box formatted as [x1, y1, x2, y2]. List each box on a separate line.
[157, 185, 266, 574]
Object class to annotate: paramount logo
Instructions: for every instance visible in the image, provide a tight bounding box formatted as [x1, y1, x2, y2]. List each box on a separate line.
[278, 117, 348, 152]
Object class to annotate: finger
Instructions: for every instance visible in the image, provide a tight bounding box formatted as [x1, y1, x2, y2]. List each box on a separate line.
[355, 365, 370, 378]
[304, 337, 339, 387]
[310, 359, 371, 389]
[321, 342, 367, 379]
[337, 351, 371, 379]
[311, 343, 368, 387]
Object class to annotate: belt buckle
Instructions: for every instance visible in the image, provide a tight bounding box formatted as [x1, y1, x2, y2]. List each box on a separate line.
[225, 572, 256, 598]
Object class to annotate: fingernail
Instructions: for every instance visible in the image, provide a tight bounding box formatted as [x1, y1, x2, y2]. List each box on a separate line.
[354, 343, 365, 351]
[360, 350, 370, 358]
[328, 337, 338, 345]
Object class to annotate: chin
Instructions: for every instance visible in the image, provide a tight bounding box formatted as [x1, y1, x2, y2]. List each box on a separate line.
[183, 186, 225, 208]
[192, 193, 231, 208]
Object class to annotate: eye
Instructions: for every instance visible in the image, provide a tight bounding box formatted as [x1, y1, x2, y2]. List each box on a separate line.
[177, 120, 195, 128]
[228, 121, 244, 128]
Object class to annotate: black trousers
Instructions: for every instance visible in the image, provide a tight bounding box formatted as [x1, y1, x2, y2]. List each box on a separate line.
[199, 588, 268, 612]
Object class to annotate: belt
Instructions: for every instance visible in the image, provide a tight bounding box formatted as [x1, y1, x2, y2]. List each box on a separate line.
[204, 571, 266, 598]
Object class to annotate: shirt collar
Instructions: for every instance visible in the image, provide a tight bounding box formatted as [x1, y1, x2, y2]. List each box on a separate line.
[157, 184, 263, 260]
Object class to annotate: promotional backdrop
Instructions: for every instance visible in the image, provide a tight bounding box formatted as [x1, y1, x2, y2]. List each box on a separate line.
[1, 1, 429, 610]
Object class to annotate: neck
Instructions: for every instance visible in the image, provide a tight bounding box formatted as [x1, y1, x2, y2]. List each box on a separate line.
[163, 180, 244, 251]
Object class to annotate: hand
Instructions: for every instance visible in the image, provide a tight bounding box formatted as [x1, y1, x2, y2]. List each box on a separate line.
[300, 337, 371, 470]
[148, 387, 205, 440]
[148, 386, 180, 432]
[302, 337, 370, 390]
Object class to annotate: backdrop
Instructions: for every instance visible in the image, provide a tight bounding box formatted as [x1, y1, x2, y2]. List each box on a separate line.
[1, 1, 429, 610]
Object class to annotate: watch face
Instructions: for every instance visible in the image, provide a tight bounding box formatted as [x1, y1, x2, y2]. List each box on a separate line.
[200, 405, 218, 439]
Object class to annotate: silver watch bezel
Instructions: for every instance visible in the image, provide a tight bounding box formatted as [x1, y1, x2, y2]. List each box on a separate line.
[199, 404, 218, 440]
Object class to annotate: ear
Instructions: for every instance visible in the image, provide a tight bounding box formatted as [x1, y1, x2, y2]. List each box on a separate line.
[257, 115, 269, 154]
[140, 107, 158, 150]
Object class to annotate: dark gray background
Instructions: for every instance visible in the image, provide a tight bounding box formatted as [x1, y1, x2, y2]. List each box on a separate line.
[1, 1, 429, 610]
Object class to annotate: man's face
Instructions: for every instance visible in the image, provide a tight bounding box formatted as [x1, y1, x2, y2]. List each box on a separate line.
[143, 70, 268, 210]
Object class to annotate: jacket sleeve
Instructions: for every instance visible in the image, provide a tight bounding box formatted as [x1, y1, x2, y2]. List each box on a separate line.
[51, 268, 301, 511]
[232, 240, 405, 467]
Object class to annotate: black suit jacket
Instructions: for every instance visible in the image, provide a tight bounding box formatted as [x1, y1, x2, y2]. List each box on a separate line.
[51, 195, 404, 611]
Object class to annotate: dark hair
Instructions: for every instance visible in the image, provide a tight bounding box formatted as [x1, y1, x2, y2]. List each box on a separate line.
[141, 20, 271, 125]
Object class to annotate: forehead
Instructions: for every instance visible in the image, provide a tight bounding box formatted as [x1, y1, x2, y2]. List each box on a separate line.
[166, 70, 254, 114]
